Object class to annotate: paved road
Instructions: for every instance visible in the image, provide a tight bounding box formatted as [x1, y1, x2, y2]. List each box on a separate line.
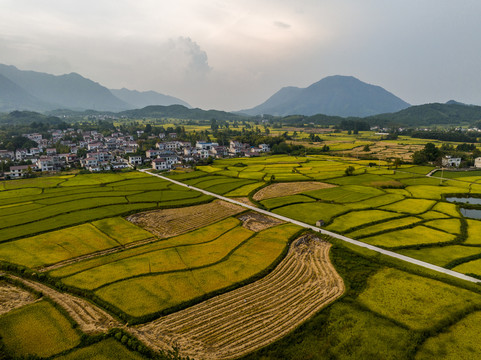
[140, 169, 481, 284]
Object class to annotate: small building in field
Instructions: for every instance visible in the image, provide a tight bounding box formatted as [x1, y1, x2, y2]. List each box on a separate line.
[316, 219, 325, 227]
[475, 157, 481, 168]
[442, 156, 461, 168]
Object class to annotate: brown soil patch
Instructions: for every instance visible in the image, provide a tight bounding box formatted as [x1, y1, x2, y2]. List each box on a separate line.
[253, 181, 336, 201]
[131, 235, 344, 360]
[237, 212, 284, 231]
[348, 142, 424, 162]
[0, 281, 38, 315]
[233, 197, 256, 207]
[10, 276, 121, 334]
[126, 200, 244, 238]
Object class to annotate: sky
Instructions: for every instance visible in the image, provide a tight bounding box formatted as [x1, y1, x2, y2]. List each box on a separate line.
[1, 0, 481, 110]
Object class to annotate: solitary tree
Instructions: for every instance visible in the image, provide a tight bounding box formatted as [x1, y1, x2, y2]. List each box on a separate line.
[344, 166, 355, 176]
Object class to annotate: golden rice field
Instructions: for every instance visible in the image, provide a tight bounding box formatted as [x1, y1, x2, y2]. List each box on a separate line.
[133, 235, 344, 360]
[0, 300, 81, 358]
[5, 156, 481, 359]
[357, 268, 481, 330]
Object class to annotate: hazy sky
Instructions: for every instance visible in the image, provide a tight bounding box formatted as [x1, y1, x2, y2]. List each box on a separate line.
[1, 0, 481, 110]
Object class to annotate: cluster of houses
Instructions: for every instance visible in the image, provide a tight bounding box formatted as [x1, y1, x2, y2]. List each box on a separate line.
[147, 140, 269, 171]
[0, 128, 270, 179]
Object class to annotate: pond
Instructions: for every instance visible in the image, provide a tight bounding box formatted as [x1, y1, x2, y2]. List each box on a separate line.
[446, 196, 481, 219]
[460, 208, 481, 220]
[445, 197, 481, 205]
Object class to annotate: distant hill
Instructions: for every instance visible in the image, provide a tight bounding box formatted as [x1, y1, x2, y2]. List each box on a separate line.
[445, 100, 467, 106]
[365, 103, 481, 126]
[0, 64, 130, 112]
[0, 110, 66, 126]
[241, 75, 410, 117]
[110, 88, 190, 108]
[119, 105, 246, 121]
[0, 73, 52, 111]
[0, 64, 191, 113]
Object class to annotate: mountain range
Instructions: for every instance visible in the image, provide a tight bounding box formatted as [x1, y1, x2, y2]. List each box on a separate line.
[241, 75, 410, 117]
[0, 64, 190, 112]
[2, 65, 470, 122]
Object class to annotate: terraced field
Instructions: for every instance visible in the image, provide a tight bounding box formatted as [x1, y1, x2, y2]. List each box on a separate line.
[160, 158, 481, 280]
[6, 157, 481, 359]
[0, 172, 212, 242]
[133, 235, 344, 360]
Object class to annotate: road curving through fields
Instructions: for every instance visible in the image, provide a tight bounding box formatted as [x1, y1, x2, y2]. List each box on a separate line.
[141, 169, 481, 284]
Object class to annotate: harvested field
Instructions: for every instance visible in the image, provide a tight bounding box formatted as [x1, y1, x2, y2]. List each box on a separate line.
[11, 276, 121, 334]
[348, 142, 424, 162]
[237, 211, 284, 231]
[132, 235, 344, 360]
[126, 200, 244, 238]
[0, 281, 38, 315]
[253, 181, 336, 201]
[231, 197, 256, 207]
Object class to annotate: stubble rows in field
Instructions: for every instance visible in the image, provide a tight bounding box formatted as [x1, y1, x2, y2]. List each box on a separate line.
[133, 235, 344, 360]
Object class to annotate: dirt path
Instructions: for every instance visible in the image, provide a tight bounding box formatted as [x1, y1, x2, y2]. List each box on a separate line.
[0, 280, 38, 315]
[9, 275, 122, 334]
[130, 235, 344, 360]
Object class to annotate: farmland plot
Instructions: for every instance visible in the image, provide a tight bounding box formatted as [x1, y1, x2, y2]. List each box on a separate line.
[94, 224, 301, 319]
[133, 235, 344, 360]
[0, 300, 81, 358]
[126, 200, 244, 238]
[253, 181, 335, 201]
[0, 172, 209, 243]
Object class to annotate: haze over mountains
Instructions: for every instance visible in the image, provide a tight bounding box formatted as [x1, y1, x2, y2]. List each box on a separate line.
[241, 75, 411, 117]
[0, 64, 190, 112]
[1, 64, 457, 121]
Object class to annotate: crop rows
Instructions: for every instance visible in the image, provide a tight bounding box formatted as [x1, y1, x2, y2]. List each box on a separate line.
[134, 235, 344, 360]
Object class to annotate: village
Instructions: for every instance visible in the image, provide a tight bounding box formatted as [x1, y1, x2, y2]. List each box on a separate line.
[0, 127, 270, 179]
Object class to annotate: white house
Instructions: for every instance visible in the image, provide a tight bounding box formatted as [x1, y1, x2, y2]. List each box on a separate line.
[9, 165, 37, 178]
[196, 141, 219, 151]
[475, 157, 481, 168]
[442, 156, 461, 168]
[37, 156, 55, 172]
[259, 143, 270, 152]
[152, 158, 170, 170]
[146, 149, 164, 158]
[128, 155, 143, 166]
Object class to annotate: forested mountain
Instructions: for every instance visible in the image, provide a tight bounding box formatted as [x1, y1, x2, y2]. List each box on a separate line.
[119, 105, 246, 121]
[110, 88, 190, 109]
[0, 64, 191, 112]
[241, 75, 410, 117]
[365, 103, 481, 126]
[0, 64, 129, 111]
